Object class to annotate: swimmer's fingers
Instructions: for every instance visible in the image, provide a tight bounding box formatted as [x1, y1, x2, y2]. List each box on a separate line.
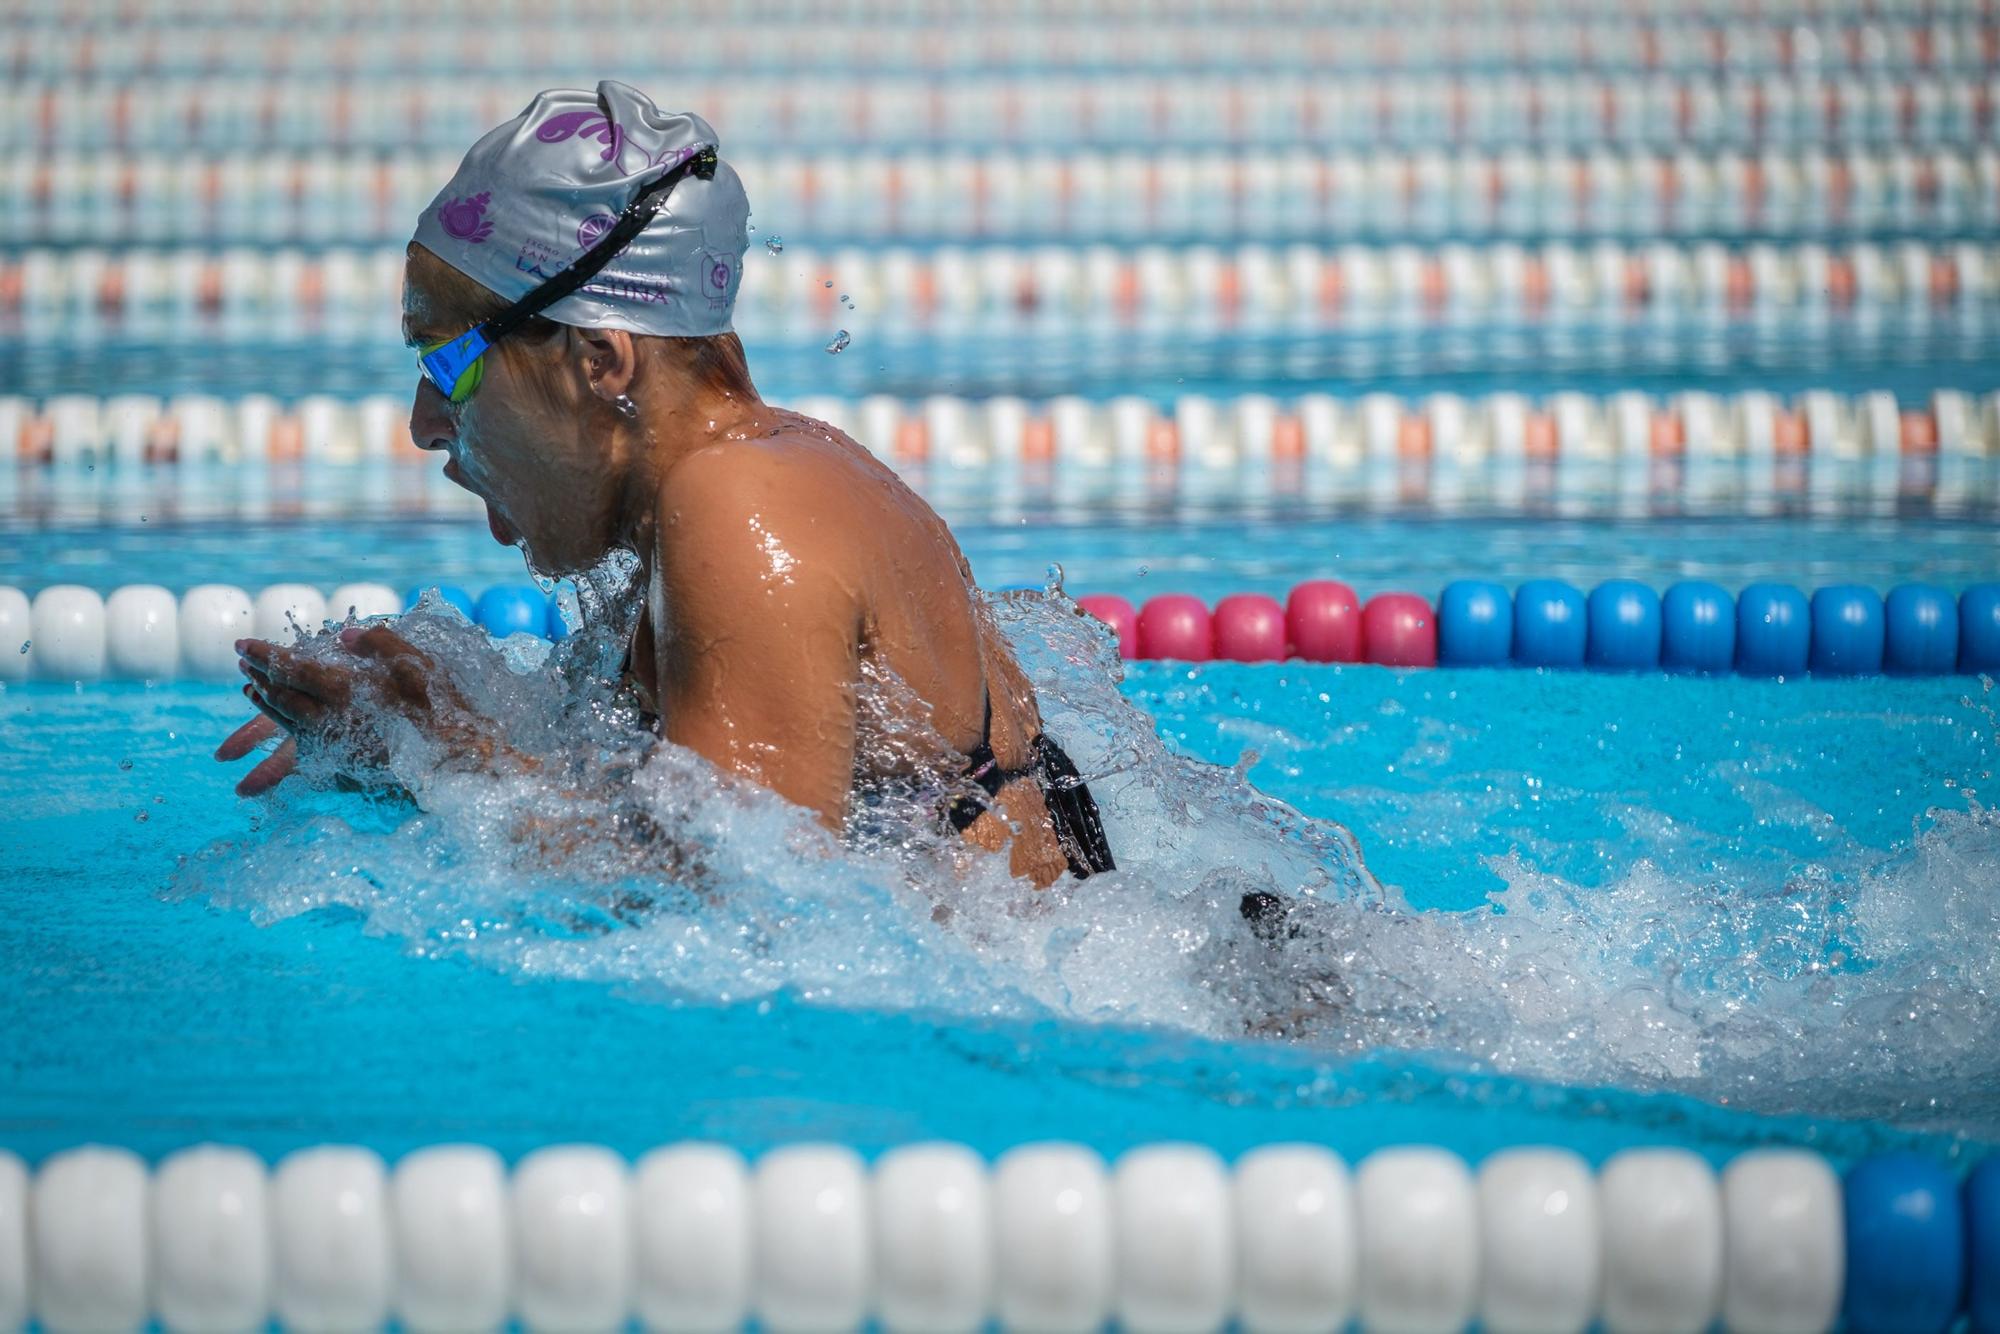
[214, 713, 279, 761]
[338, 624, 429, 665]
[244, 677, 333, 731]
[339, 624, 469, 716]
[241, 642, 355, 706]
[235, 736, 298, 797]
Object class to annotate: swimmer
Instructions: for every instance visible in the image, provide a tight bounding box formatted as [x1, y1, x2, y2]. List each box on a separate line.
[214, 80, 1114, 888]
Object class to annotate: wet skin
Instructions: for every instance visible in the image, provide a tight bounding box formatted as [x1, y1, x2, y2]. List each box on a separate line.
[217, 244, 1074, 887]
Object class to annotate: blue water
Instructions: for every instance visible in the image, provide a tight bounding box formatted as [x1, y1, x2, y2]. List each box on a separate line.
[2, 549, 1997, 1167]
[7, 511, 1999, 604]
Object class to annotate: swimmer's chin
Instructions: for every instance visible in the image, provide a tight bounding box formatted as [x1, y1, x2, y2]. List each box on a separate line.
[482, 500, 516, 548]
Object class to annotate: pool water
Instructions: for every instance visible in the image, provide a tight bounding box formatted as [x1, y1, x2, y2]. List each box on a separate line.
[2, 512, 1996, 1170]
[11, 509, 2000, 601]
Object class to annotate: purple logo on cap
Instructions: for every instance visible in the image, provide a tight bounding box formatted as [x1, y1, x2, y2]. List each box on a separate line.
[438, 192, 493, 244]
[708, 260, 731, 291]
[577, 213, 616, 248]
[538, 107, 707, 177]
[537, 110, 625, 163]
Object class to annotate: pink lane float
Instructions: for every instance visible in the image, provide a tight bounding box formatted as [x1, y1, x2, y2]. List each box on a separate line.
[1083, 583, 1437, 668]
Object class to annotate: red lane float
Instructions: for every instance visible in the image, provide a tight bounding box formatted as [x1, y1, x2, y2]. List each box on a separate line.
[1285, 580, 1362, 662]
[1361, 593, 1438, 667]
[1074, 594, 1138, 660]
[1212, 594, 1287, 662]
[1101, 586, 1438, 667]
[1135, 594, 1213, 661]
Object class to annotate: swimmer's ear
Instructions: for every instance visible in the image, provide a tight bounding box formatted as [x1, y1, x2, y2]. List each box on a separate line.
[572, 326, 639, 402]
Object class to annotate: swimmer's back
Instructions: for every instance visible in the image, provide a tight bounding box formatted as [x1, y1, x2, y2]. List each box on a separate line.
[653, 409, 1030, 772]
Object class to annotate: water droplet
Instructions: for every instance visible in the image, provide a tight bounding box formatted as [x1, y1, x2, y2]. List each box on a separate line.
[825, 329, 851, 355]
[765, 236, 785, 256]
[118, 758, 133, 771]
[135, 811, 149, 823]
[1044, 561, 1067, 596]
[823, 279, 833, 288]
[1137, 565, 1150, 577]
[16, 640, 27, 654]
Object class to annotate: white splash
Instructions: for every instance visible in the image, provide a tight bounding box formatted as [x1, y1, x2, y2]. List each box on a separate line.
[174, 570, 2000, 1133]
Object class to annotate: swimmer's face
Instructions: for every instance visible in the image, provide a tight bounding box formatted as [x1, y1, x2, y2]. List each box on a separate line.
[402, 247, 625, 576]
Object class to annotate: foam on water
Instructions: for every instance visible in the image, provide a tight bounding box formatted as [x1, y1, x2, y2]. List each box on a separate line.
[174, 570, 2000, 1134]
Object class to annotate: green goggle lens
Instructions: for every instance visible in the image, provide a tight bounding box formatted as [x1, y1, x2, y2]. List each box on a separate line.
[420, 335, 486, 405]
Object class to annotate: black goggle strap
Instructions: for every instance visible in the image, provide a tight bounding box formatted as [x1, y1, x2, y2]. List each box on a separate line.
[482, 146, 720, 346]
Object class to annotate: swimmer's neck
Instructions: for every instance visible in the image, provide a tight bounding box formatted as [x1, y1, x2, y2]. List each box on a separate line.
[609, 366, 769, 558]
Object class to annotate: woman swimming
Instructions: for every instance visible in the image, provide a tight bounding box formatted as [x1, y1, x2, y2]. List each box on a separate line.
[215, 79, 1113, 888]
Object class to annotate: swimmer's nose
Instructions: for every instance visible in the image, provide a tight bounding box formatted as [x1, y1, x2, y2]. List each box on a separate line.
[409, 379, 454, 452]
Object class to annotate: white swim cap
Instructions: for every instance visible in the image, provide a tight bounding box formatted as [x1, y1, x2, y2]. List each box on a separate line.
[410, 79, 750, 338]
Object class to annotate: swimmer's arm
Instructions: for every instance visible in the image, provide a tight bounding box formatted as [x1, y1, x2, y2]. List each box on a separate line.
[649, 457, 862, 830]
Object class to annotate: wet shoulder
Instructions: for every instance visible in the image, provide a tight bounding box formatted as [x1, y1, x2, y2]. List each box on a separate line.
[655, 422, 901, 598]
[664, 418, 919, 543]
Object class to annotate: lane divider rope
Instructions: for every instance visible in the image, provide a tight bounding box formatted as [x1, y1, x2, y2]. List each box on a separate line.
[3, 388, 1992, 471]
[5, 579, 1997, 682]
[10, 0, 1981, 18]
[0, 1139, 1986, 1334]
[11, 146, 2000, 247]
[8, 17, 1998, 76]
[5, 72, 1995, 152]
[1079, 579, 2000, 673]
[8, 240, 1998, 338]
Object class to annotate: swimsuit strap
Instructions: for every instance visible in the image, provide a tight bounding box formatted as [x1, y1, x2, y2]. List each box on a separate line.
[960, 690, 1044, 799]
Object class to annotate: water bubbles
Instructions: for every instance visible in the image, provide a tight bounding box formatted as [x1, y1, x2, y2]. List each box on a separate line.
[16, 641, 26, 654]
[825, 329, 851, 355]
[764, 236, 784, 255]
[118, 758, 133, 771]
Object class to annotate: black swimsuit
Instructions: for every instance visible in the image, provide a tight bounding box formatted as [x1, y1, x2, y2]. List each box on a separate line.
[944, 694, 1117, 880]
[620, 645, 1114, 880]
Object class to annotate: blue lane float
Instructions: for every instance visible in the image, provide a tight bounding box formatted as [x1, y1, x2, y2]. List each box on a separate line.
[475, 585, 547, 638]
[1436, 579, 1511, 666]
[1964, 585, 2000, 675]
[1512, 578, 1587, 668]
[1886, 583, 1959, 675]
[1586, 579, 1661, 671]
[1969, 1157, 2000, 1334]
[1660, 580, 1736, 674]
[1809, 584, 1886, 676]
[1842, 1154, 1966, 1334]
[1736, 582, 1811, 676]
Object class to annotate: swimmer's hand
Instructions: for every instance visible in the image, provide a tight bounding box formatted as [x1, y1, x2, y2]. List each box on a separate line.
[217, 625, 530, 796]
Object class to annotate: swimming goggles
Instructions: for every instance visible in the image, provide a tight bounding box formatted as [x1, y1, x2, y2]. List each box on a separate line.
[417, 146, 720, 404]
